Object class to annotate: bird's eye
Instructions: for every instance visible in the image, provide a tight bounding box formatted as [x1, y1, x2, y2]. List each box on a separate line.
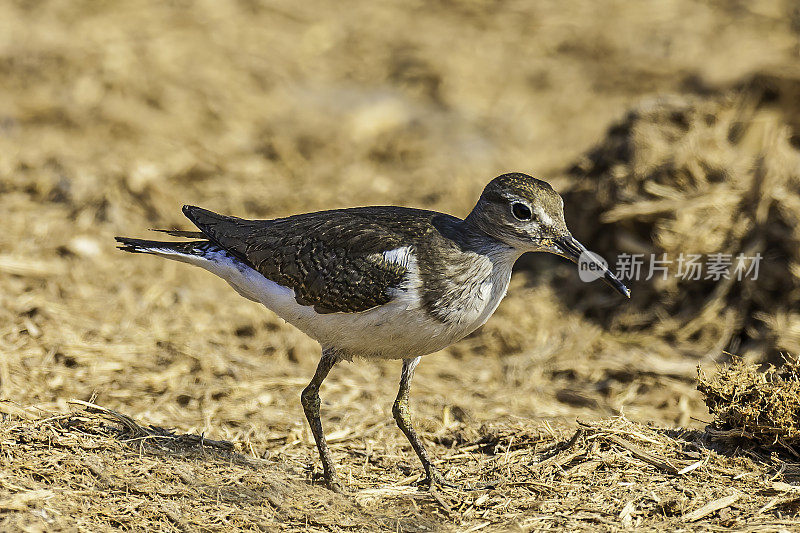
[511, 202, 532, 221]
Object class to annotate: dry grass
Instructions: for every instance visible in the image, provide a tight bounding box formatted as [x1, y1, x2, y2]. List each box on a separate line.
[4, 402, 800, 531]
[699, 356, 800, 448]
[2, 0, 800, 530]
[559, 82, 800, 361]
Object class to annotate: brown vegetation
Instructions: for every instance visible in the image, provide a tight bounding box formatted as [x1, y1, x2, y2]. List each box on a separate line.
[2, 0, 800, 530]
[4, 402, 800, 531]
[560, 83, 800, 360]
[699, 356, 800, 448]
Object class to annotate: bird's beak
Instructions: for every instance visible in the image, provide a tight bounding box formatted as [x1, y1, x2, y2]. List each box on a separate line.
[545, 235, 631, 298]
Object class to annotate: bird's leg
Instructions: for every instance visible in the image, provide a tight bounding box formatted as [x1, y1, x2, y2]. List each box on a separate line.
[393, 357, 454, 489]
[301, 350, 342, 492]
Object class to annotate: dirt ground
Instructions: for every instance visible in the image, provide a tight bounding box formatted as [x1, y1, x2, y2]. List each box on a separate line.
[2, 0, 800, 531]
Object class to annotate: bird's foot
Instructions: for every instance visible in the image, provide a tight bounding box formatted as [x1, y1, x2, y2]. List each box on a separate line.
[417, 471, 495, 492]
[310, 470, 346, 493]
[327, 479, 345, 494]
[417, 469, 461, 491]
[466, 480, 496, 491]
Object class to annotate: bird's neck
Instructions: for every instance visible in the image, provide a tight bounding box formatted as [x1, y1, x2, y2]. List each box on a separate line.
[421, 215, 521, 324]
[463, 199, 496, 240]
[458, 210, 521, 265]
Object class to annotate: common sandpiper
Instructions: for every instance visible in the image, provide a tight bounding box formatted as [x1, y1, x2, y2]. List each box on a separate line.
[116, 172, 629, 492]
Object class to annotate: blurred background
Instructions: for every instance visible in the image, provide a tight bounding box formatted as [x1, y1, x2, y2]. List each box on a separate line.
[1, 0, 799, 460]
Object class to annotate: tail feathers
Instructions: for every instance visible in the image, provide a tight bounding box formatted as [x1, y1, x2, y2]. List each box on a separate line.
[115, 236, 210, 256]
[150, 229, 206, 238]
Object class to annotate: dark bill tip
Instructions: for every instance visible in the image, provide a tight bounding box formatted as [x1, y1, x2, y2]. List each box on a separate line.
[604, 270, 631, 298]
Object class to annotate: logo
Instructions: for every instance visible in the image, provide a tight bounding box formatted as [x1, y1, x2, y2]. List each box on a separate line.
[578, 250, 609, 282]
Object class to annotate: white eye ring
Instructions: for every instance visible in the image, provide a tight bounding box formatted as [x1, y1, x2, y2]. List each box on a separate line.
[511, 202, 532, 221]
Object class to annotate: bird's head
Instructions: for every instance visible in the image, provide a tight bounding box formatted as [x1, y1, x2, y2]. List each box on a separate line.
[466, 172, 630, 298]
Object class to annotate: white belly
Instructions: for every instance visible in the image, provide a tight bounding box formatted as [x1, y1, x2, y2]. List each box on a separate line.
[166, 247, 515, 360]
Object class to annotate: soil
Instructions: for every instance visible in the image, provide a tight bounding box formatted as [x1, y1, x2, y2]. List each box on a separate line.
[2, 0, 800, 531]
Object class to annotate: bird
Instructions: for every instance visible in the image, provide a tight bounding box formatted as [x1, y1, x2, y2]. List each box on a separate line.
[116, 172, 629, 492]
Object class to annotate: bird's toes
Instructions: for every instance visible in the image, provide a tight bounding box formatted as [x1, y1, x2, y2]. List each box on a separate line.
[465, 480, 496, 491]
[328, 480, 346, 494]
[417, 472, 460, 491]
[309, 470, 347, 493]
[418, 474, 495, 492]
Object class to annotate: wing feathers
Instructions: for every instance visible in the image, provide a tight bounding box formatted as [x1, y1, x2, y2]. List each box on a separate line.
[150, 229, 206, 238]
[180, 205, 419, 313]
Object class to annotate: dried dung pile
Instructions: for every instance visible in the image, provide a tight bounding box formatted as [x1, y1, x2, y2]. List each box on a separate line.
[558, 73, 800, 360]
[698, 356, 800, 449]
